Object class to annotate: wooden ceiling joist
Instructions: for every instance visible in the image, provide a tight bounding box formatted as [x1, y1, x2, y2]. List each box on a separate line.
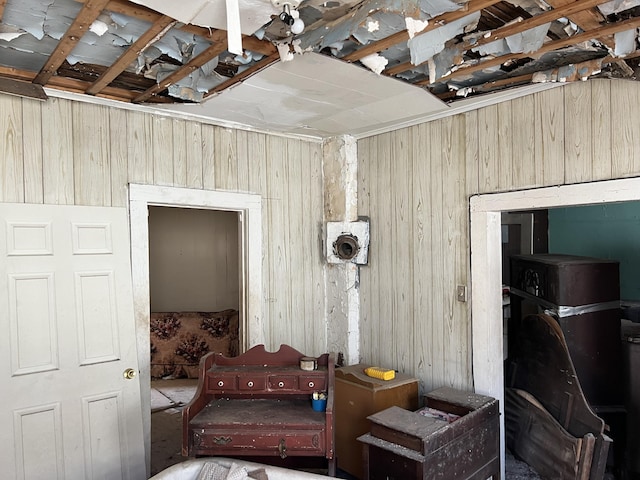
[78, 0, 276, 56]
[86, 15, 177, 95]
[472, 0, 612, 50]
[187, 28, 277, 57]
[384, 0, 612, 77]
[0, 77, 48, 100]
[134, 31, 228, 102]
[32, 0, 111, 85]
[421, 15, 640, 85]
[204, 52, 281, 98]
[341, 0, 503, 63]
[0, 65, 150, 102]
[482, 3, 524, 27]
[4, 0, 637, 108]
[0, 0, 7, 22]
[438, 72, 535, 99]
[546, 0, 612, 47]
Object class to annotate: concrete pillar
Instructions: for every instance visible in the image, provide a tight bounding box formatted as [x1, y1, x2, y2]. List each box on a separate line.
[323, 135, 360, 365]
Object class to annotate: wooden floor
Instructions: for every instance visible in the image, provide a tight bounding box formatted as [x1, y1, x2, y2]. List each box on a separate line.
[150, 379, 198, 476]
[149, 379, 542, 479]
[151, 408, 185, 476]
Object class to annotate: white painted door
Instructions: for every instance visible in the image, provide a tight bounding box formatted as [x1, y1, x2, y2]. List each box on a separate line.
[0, 203, 145, 480]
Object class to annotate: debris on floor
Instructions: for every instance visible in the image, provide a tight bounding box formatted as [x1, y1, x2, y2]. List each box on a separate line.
[151, 379, 543, 479]
[506, 451, 542, 480]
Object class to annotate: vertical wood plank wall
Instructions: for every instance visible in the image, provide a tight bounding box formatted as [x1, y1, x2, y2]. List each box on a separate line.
[4, 78, 640, 393]
[357, 78, 640, 392]
[0, 95, 326, 357]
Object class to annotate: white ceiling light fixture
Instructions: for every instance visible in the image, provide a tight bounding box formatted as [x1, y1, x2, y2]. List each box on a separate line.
[271, 0, 305, 35]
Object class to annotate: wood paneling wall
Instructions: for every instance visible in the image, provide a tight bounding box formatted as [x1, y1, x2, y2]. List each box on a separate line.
[5, 78, 640, 392]
[357, 79, 640, 392]
[0, 95, 326, 356]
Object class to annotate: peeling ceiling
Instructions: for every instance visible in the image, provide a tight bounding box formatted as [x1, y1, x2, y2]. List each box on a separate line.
[1, 0, 639, 137]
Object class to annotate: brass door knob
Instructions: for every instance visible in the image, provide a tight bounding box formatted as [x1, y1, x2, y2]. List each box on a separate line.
[123, 368, 137, 380]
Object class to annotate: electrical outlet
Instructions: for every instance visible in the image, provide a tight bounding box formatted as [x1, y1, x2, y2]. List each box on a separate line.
[457, 285, 467, 302]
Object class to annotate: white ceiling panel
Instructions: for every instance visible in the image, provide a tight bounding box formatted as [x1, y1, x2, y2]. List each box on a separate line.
[158, 52, 449, 137]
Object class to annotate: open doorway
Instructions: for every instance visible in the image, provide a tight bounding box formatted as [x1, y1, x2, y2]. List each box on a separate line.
[148, 206, 241, 378]
[129, 184, 263, 476]
[148, 206, 241, 474]
[500, 211, 547, 361]
[470, 177, 640, 480]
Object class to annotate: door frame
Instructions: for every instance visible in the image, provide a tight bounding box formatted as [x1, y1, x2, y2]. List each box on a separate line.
[469, 176, 640, 480]
[128, 184, 263, 469]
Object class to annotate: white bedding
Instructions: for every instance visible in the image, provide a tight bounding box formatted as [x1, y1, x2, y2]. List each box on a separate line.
[149, 458, 331, 480]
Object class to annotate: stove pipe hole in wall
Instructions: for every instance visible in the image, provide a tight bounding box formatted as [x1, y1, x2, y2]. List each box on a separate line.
[325, 220, 370, 265]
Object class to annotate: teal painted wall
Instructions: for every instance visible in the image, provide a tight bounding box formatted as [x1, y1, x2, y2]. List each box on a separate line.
[548, 202, 640, 301]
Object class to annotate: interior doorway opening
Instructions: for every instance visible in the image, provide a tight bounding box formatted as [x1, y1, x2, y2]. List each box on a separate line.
[470, 177, 640, 480]
[129, 184, 263, 475]
[147, 206, 241, 475]
[148, 207, 241, 378]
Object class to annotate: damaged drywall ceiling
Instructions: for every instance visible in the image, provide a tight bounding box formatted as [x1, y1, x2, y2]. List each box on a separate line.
[129, 0, 279, 34]
[408, 12, 481, 65]
[0, 0, 248, 101]
[1, 0, 640, 137]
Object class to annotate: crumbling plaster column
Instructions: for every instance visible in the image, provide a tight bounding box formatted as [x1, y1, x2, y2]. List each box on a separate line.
[323, 135, 360, 365]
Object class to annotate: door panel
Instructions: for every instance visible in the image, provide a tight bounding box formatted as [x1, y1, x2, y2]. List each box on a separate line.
[9, 272, 58, 375]
[0, 204, 145, 480]
[13, 403, 65, 479]
[75, 271, 120, 364]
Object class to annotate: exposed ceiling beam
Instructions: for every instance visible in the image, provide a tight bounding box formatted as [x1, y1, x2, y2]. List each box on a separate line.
[0, 66, 27, 79]
[618, 49, 640, 61]
[181, 26, 276, 57]
[50, 75, 175, 102]
[384, 0, 611, 77]
[547, 0, 633, 76]
[474, 73, 534, 92]
[435, 73, 535, 99]
[79, 0, 276, 56]
[204, 52, 281, 98]
[134, 32, 228, 102]
[468, 0, 612, 52]
[0, 65, 157, 102]
[384, 59, 418, 77]
[33, 0, 111, 85]
[86, 15, 177, 95]
[545, 0, 613, 48]
[96, 0, 159, 22]
[433, 71, 546, 103]
[419, 15, 640, 85]
[341, 0, 502, 63]
[0, 77, 48, 100]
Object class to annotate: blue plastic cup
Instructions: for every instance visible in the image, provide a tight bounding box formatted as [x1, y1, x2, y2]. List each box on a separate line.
[312, 398, 327, 412]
